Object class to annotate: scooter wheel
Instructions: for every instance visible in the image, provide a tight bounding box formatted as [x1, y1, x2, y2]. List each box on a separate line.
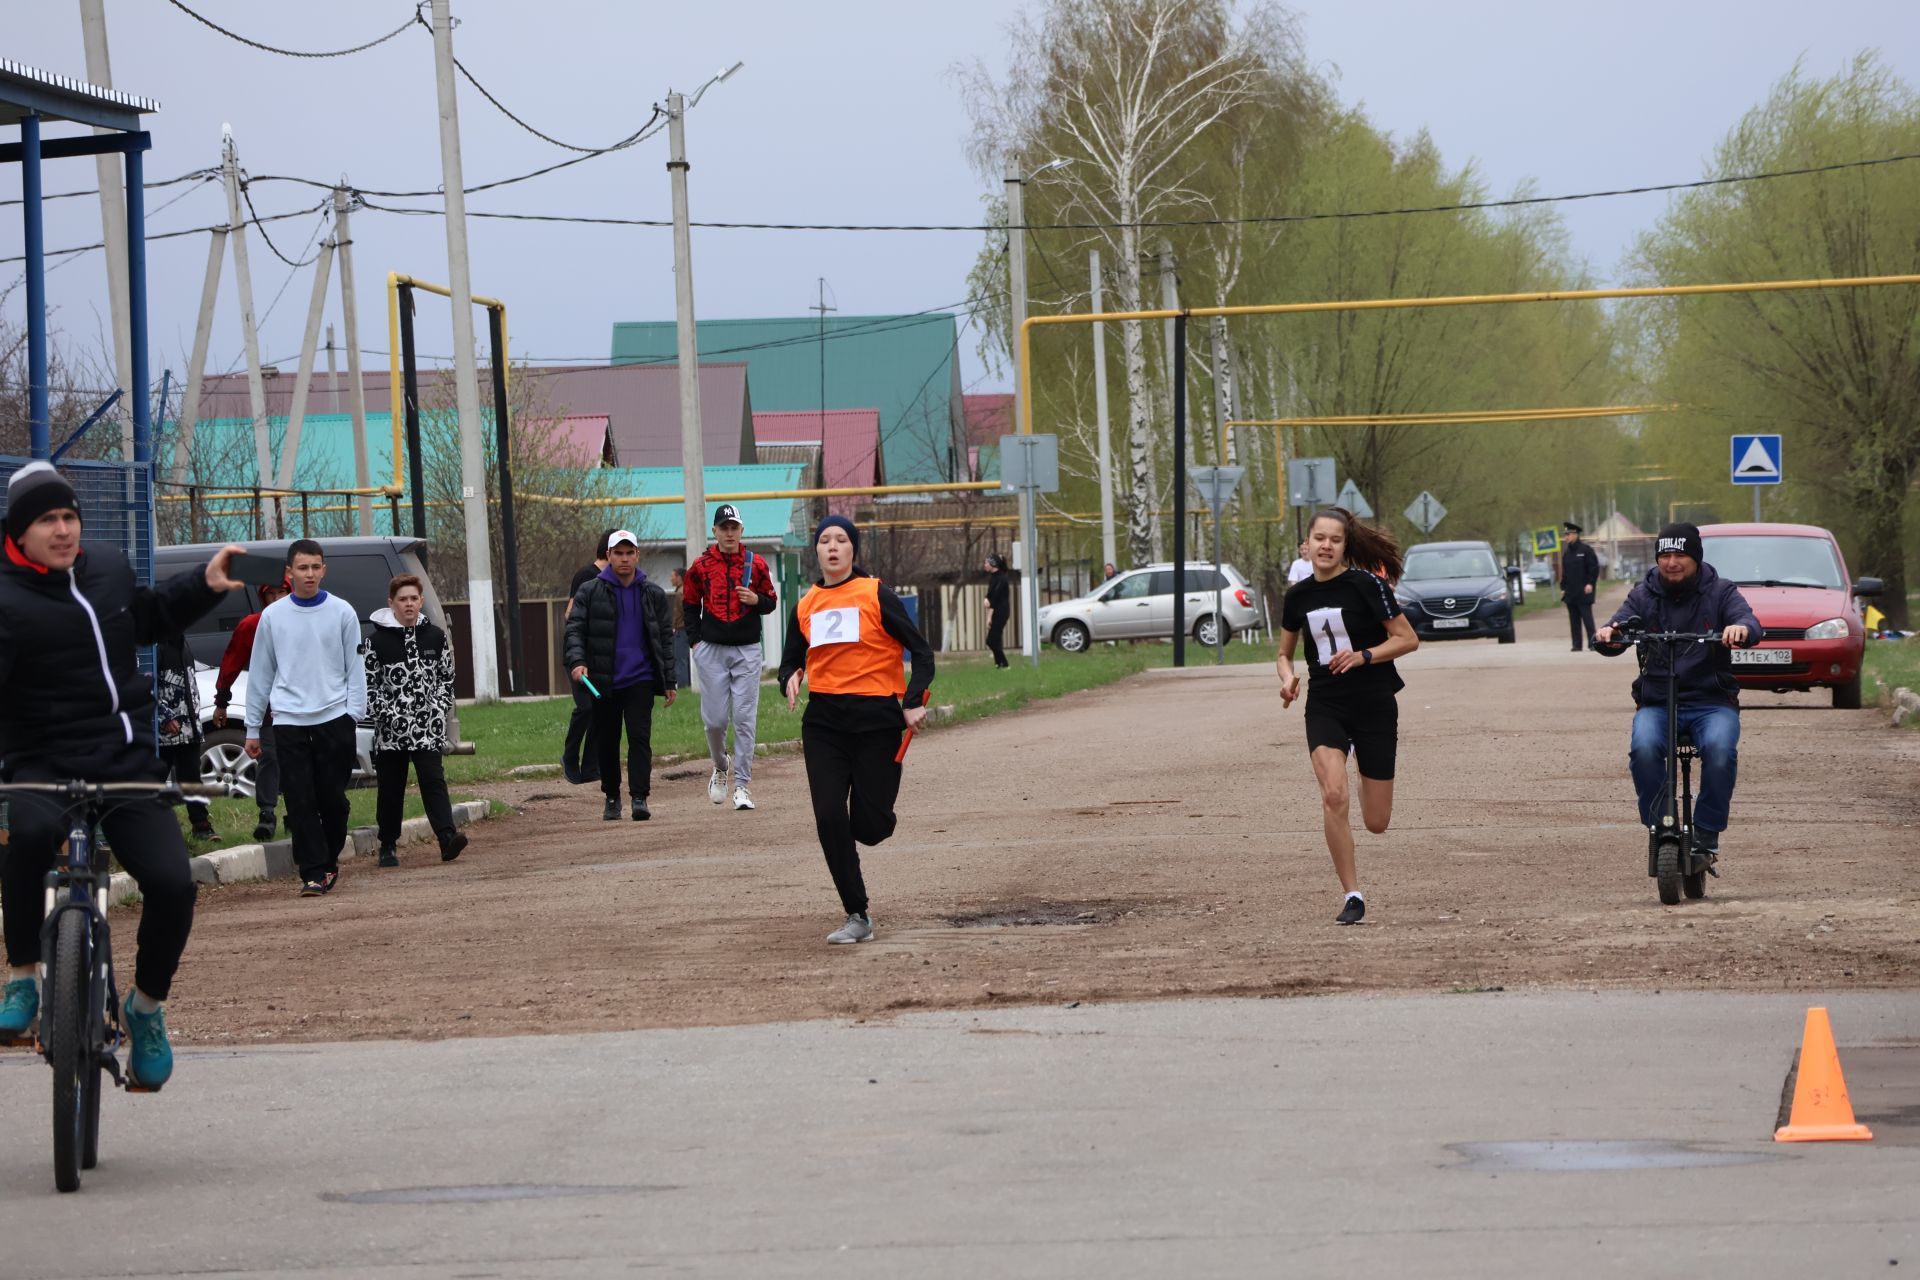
[1683, 866, 1708, 899]
[1655, 839, 1682, 906]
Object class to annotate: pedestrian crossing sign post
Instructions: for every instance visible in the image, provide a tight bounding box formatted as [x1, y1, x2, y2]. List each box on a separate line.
[1731, 434, 1782, 485]
[1531, 526, 1561, 556]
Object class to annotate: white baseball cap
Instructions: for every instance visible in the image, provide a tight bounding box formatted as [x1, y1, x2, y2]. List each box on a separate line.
[609, 529, 639, 548]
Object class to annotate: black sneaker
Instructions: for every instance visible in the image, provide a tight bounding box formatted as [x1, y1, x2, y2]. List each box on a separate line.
[603, 798, 620, 821]
[376, 844, 399, 868]
[1694, 828, 1721, 855]
[440, 831, 468, 862]
[299, 878, 326, 897]
[253, 813, 275, 842]
[1336, 895, 1366, 925]
[631, 799, 651, 822]
[317, 869, 338, 894]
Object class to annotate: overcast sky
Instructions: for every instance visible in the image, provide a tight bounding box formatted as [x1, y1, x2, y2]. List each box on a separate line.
[5, 1, 1916, 404]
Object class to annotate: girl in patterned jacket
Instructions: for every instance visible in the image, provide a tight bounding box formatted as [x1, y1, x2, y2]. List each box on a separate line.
[363, 574, 465, 867]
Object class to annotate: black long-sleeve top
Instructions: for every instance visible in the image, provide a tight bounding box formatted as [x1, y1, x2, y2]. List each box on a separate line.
[779, 570, 936, 734]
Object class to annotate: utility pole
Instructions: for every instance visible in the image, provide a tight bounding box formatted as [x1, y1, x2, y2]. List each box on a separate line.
[1211, 317, 1236, 466]
[79, 0, 133, 462]
[325, 323, 338, 413]
[1005, 153, 1039, 665]
[172, 223, 227, 485]
[276, 216, 336, 491]
[219, 127, 274, 536]
[666, 90, 708, 572]
[333, 185, 375, 534]
[811, 277, 836, 437]
[1090, 248, 1116, 572]
[429, 0, 500, 701]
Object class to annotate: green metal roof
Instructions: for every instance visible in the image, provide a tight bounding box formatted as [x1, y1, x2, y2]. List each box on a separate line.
[608, 314, 965, 486]
[593, 464, 808, 547]
[179, 414, 398, 491]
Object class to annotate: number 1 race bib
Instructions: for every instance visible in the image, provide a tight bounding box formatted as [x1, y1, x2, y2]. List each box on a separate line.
[813, 606, 862, 646]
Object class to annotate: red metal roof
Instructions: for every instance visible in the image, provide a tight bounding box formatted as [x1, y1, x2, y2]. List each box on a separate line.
[753, 408, 882, 518]
[196, 363, 755, 469]
[962, 393, 1013, 448]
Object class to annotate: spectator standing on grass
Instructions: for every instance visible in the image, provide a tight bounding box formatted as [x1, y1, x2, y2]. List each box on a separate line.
[560, 530, 613, 786]
[780, 515, 935, 946]
[213, 578, 286, 841]
[155, 626, 218, 842]
[245, 540, 365, 899]
[685, 503, 777, 811]
[669, 566, 692, 688]
[1287, 540, 1313, 586]
[984, 553, 1011, 668]
[564, 529, 677, 822]
[365, 574, 466, 868]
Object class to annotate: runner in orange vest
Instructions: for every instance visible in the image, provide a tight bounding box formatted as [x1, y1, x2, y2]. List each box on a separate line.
[779, 515, 935, 945]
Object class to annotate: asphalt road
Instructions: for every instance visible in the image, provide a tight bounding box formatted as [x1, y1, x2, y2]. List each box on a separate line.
[0, 990, 1912, 1277]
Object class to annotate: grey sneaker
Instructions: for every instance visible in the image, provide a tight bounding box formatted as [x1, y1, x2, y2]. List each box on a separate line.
[826, 913, 873, 945]
[707, 757, 730, 805]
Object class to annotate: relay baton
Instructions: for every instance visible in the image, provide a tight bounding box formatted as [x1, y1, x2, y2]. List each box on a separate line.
[581, 675, 601, 698]
[895, 689, 932, 763]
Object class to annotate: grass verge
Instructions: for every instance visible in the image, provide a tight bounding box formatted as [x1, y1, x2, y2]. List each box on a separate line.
[1862, 636, 1920, 711]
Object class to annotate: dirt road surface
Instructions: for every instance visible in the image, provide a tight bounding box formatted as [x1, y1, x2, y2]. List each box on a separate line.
[169, 586, 1919, 1044]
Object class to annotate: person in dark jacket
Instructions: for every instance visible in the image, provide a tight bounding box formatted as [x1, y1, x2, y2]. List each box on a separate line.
[156, 628, 218, 841]
[564, 529, 677, 821]
[983, 553, 1011, 668]
[1595, 523, 1762, 859]
[0, 462, 244, 1089]
[780, 515, 935, 945]
[365, 574, 465, 867]
[559, 529, 613, 785]
[1559, 520, 1602, 651]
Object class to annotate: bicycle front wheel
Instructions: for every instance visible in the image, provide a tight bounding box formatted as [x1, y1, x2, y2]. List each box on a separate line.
[48, 910, 90, 1193]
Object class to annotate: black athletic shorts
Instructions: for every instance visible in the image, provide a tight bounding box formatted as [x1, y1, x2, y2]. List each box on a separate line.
[1303, 690, 1399, 780]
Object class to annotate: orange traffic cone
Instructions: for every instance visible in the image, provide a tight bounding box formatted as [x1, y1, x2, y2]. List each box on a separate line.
[1774, 1007, 1873, 1142]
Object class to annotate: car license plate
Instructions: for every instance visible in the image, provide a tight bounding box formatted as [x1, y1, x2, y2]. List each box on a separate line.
[1731, 648, 1793, 666]
[1433, 617, 1471, 629]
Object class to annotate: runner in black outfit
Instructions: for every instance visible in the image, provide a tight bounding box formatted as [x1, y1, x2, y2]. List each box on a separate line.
[1276, 506, 1419, 925]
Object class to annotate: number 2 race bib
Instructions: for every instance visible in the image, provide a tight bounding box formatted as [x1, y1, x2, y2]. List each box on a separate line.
[812, 606, 862, 646]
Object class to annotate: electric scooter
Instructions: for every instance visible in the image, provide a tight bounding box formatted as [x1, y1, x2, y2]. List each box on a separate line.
[1596, 619, 1723, 905]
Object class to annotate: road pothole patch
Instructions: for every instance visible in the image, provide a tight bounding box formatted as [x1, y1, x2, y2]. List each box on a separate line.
[945, 901, 1117, 928]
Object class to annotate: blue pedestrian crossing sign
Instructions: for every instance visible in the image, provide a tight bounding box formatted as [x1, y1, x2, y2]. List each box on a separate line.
[1730, 434, 1782, 486]
[1531, 526, 1561, 556]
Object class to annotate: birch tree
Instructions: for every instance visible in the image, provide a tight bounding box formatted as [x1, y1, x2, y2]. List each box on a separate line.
[960, 0, 1303, 564]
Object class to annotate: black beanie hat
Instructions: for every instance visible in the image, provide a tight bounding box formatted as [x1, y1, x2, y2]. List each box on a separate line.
[813, 514, 859, 558]
[5, 462, 80, 543]
[1655, 522, 1703, 565]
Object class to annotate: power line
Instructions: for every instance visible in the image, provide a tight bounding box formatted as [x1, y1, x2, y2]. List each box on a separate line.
[449, 51, 660, 155]
[362, 149, 1920, 233]
[164, 0, 419, 59]
[241, 183, 325, 267]
[0, 167, 217, 209]
[0, 200, 330, 266]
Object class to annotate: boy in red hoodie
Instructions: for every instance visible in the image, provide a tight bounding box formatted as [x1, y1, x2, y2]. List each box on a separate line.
[684, 503, 777, 810]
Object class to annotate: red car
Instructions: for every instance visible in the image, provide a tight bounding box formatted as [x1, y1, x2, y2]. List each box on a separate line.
[1698, 522, 1884, 708]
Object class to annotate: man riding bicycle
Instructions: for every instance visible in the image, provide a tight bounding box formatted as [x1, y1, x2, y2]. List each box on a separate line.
[1594, 522, 1761, 863]
[0, 463, 243, 1089]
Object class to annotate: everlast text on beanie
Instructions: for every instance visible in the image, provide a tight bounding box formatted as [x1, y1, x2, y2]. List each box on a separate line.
[4, 461, 81, 543]
[813, 514, 860, 559]
[1655, 522, 1704, 565]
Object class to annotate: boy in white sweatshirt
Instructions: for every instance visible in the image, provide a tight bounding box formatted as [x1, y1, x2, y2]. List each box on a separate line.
[245, 540, 366, 896]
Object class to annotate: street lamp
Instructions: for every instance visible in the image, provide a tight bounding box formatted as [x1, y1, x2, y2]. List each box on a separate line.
[1003, 153, 1071, 666]
[665, 59, 745, 574]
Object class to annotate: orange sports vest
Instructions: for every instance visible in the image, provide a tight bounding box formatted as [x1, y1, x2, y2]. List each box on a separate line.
[797, 576, 906, 698]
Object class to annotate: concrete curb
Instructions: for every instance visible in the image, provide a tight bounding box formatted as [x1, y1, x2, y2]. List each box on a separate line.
[107, 799, 492, 907]
[1893, 685, 1920, 728]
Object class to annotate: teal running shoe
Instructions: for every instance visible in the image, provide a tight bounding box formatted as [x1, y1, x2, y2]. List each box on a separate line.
[0, 977, 37, 1041]
[122, 991, 173, 1090]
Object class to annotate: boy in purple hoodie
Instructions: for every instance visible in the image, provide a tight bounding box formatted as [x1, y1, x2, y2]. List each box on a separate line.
[562, 530, 677, 821]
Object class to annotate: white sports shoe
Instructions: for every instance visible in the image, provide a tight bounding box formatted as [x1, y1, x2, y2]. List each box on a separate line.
[707, 758, 729, 805]
[732, 782, 755, 811]
[827, 913, 873, 945]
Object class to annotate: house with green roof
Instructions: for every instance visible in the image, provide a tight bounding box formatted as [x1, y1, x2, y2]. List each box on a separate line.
[609, 314, 968, 487]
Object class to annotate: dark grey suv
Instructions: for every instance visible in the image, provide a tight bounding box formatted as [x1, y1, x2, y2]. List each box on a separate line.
[1395, 540, 1515, 644]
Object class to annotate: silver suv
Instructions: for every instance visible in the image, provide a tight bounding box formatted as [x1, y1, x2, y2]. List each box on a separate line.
[1040, 562, 1259, 652]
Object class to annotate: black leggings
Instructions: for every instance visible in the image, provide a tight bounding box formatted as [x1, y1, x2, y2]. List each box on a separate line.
[986, 611, 1009, 667]
[2, 770, 197, 1001]
[802, 722, 904, 916]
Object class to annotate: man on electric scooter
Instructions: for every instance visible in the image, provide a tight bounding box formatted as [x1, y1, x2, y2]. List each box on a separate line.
[1594, 523, 1761, 864]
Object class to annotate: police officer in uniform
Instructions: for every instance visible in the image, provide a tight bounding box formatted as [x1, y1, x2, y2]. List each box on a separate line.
[1560, 520, 1601, 651]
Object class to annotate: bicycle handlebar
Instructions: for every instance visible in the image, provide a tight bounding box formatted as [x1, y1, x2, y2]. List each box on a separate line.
[0, 780, 245, 803]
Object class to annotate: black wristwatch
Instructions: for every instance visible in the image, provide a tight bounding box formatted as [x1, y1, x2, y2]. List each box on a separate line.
[1361, 648, 1373, 665]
